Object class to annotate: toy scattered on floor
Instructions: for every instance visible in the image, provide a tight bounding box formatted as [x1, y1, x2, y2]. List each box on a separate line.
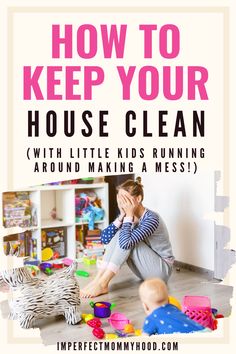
[62, 258, 74, 266]
[108, 312, 130, 330]
[90, 301, 116, 318]
[87, 318, 102, 328]
[39, 262, 53, 275]
[115, 329, 128, 337]
[123, 323, 135, 334]
[105, 333, 118, 340]
[92, 327, 105, 339]
[83, 257, 96, 265]
[81, 313, 94, 323]
[134, 329, 142, 336]
[0, 262, 81, 328]
[169, 295, 181, 310]
[24, 259, 40, 266]
[52, 262, 64, 269]
[182, 295, 217, 330]
[25, 265, 40, 277]
[75, 270, 89, 277]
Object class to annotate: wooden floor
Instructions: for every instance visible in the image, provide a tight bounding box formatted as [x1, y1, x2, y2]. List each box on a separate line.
[31, 263, 233, 345]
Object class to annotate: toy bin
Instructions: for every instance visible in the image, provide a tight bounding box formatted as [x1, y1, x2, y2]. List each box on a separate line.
[182, 295, 216, 330]
[90, 301, 116, 318]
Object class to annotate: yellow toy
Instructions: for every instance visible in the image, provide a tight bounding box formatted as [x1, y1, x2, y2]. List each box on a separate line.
[105, 333, 118, 340]
[134, 329, 142, 336]
[83, 257, 96, 266]
[81, 313, 94, 323]
[124, 323, 135, 334]
[168, 295, 181, 310]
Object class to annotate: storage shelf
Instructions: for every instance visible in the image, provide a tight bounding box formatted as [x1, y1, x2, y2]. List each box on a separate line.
[41, 219, 73, 229]
[75, 219, 104, 226]
[2, 183, 109, 261]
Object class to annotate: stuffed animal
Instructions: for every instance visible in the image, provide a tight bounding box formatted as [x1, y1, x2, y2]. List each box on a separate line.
[0, 262, 81, 329]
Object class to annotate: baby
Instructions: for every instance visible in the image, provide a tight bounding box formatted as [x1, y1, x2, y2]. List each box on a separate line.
[139, 278, 205, 335]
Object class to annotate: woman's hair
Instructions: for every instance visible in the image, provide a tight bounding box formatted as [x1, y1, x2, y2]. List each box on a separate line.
[116, 177, 144, 201]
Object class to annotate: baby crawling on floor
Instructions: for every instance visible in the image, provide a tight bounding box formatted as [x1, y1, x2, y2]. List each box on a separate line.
[139, 278, 206, 335]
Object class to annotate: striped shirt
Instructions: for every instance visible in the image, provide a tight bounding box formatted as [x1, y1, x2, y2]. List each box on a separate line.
[101, 209, 174, 262]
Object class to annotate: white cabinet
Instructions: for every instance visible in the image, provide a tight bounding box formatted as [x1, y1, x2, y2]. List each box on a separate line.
[2, 183, 109, 261]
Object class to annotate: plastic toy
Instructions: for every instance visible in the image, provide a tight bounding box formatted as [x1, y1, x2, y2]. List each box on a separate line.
[44, 268, 53, 275]
[124, 323, 135, 334]
[40, 262, 52, 271]
[83, 257, 96, 266]
[92, 327, 105, 339]
[215, 314, 224, 319]
[81, 314, 94, 323]
[52, 263, 64, 269]
[0, 263, 81, 328]
[134, 329, 142, 336]
[62, 258, 74, 266]
[24, 260, 40, 266]
[87, 318, 102, 328]
[53, 251, 60, 259]
[169, 295, 181, 310]
[41, 247, 54, 261]
[96, 302, 107, 308]
[26, 265, 40, 277]
[108, 312, 130, 330]
[105, 333, 118, 340]
[90, 301, 116, 318]
[75, 270, 89, 277]
[182, 296, 216, 330]
[115, 330, 128, 337]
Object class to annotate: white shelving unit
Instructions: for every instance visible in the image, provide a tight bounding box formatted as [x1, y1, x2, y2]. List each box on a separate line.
[2, 183, 109, 261]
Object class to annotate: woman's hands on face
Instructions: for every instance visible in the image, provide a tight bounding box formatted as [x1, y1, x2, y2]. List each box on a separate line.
[118, 190, 138, 218]
[117, 193, 126, 220]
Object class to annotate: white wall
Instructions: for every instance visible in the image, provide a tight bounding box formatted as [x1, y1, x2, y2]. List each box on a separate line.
[139, 173, 215, 271]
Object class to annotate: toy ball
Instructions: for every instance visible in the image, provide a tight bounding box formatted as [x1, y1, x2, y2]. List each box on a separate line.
[169, 295, 181, 310]
[108, 312, 130, 330]
[41, 248, 53, 261]
[92, 327, 105, 339]
[105, 333, 118, 340]
[124, 323, 135, 334]
[87, 318, 102, 328]
[134, 329, 142, 336]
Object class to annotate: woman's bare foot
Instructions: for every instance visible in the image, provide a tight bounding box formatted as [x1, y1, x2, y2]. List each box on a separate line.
[81, 269, 115, 298]
[81, 281, 108, 298]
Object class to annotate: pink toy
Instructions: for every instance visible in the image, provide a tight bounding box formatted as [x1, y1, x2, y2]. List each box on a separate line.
[182, 296, 216, 330]
[62, 258, 73, 266]
[108, 312, 130, 330]
[92, 327, 105, 339]
[87, 318, 102, 328]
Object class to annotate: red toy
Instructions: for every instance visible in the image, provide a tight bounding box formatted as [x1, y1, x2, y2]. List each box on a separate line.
[52, 263, 64, 269]
[87, 318, 102, 328]
[92, 327, 105, 339]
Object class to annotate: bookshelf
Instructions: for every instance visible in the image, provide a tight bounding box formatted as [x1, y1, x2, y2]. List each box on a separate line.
[2, 183, 109, 261]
